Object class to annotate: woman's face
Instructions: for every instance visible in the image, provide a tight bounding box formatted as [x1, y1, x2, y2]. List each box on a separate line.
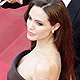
[26, 5, 53, 41]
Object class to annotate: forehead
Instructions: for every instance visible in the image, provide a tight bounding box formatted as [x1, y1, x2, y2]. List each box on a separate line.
[29, 5, 48, 22]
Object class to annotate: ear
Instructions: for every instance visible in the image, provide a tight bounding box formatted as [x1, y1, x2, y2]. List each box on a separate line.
[52, 23, 60, 32]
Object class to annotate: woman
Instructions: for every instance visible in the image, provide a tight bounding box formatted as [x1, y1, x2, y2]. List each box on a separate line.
[7, 0, 76, 80]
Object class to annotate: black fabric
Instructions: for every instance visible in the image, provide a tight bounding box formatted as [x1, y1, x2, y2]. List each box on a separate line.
[1, 0, 30, 9]
[67, 0, 80, 79]
[76, 64, 80, 80]
[7, 50, 31, 80]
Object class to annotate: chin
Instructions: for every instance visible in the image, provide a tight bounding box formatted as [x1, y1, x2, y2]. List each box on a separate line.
[27, 35, 37, 41]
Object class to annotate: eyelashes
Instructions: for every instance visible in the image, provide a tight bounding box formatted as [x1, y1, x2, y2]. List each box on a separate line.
[36, 22, 43, 26]
[28, 15, 44, 26]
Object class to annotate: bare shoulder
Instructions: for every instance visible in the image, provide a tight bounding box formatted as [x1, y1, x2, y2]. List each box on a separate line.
[35, 58, 61, 72]
[34, 57, 61, 80]
[18, 52, 32, 66]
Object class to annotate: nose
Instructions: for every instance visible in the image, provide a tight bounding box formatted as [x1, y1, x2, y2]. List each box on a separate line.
[28, 21, 35, 30]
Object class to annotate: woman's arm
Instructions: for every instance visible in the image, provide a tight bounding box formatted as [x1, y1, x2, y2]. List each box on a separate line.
[1, 0, 31, 8]
[6, 0, 30, 5]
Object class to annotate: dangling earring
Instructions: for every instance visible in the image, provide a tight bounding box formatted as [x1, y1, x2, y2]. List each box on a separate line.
[52, 30, 54, 33]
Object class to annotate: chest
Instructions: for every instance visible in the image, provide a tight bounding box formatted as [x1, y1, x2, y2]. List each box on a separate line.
[17, 53, 42, 79]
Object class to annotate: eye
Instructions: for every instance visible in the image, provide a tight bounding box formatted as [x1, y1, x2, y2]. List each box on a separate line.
[36, 22, 43, 26]
[28, 15, 32, 20]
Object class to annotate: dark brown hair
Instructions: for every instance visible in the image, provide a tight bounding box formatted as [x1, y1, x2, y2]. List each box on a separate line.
[24, 0, 76, 80]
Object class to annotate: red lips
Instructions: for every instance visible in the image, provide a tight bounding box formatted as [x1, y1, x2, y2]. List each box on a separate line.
[27, 31, 36, 36]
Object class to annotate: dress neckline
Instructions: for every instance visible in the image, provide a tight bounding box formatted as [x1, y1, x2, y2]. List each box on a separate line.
[11, 50, 31, 80]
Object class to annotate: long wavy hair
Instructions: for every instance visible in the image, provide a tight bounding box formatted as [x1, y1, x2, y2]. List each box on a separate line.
[24, 0, 76, 80]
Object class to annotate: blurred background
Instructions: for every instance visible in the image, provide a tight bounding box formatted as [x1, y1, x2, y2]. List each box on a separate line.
[0, 5, 30, 80]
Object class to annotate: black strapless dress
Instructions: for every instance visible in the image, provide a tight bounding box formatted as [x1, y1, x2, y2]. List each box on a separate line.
[7, 50, 31, 80]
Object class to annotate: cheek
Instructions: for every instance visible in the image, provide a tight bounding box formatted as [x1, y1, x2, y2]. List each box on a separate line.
[36, 26, 52, 37]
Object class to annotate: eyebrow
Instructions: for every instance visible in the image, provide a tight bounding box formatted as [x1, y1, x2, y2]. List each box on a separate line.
[28, 14, 45, 24]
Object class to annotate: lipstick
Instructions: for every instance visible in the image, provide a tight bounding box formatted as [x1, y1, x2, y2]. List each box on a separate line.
[27, 31, 36, 36]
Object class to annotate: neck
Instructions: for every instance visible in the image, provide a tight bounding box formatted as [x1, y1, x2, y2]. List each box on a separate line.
[35, 33, 57, 52]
